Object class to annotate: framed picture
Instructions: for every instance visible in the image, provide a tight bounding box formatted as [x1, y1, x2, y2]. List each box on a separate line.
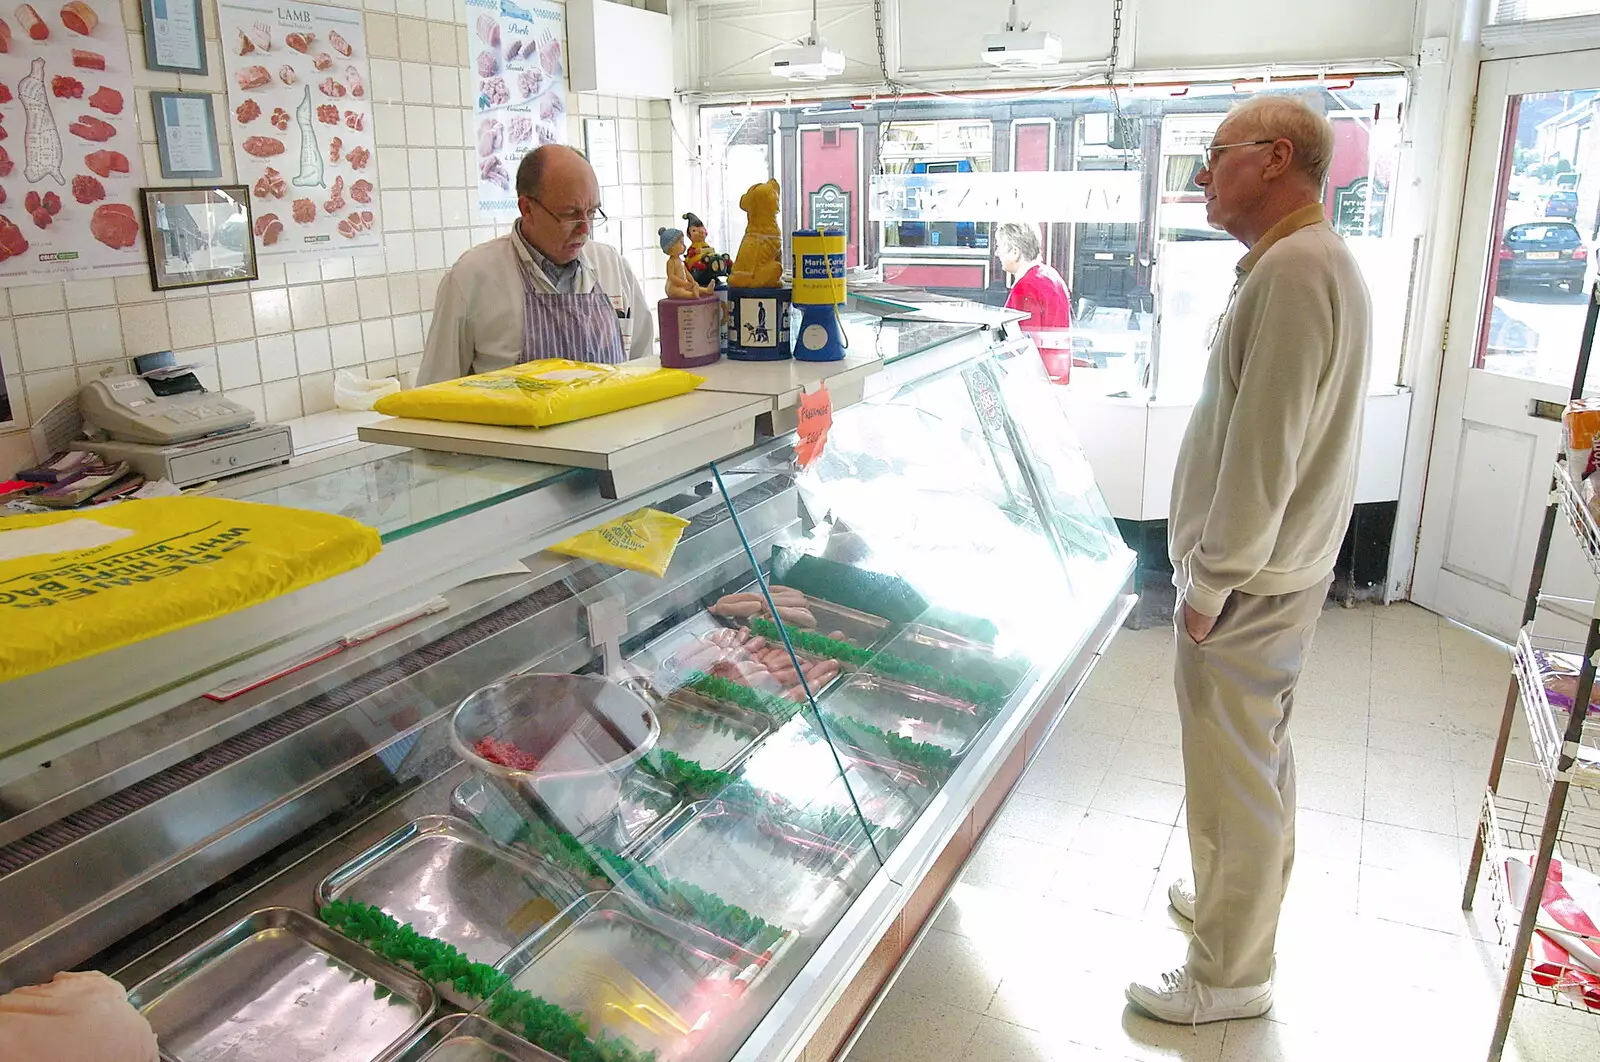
[140, 0, 208, 75]
[150, 92, 223, 180]
[139, 186, 258, 291]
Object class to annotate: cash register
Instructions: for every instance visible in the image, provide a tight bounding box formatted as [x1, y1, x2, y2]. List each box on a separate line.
[79, 356, 293, 486]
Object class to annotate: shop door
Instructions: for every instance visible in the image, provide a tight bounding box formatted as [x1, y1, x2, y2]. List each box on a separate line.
[1413, 52, 1600, 639]
[798, 125, 861, 266]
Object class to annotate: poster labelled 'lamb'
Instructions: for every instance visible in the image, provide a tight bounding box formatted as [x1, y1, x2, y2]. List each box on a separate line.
[218, 1, 379, 260]
[0, 2, 147, 285]
[468, 0, 567, 215]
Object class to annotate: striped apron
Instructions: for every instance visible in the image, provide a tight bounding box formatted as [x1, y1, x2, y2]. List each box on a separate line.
[513, 239, 627, 366]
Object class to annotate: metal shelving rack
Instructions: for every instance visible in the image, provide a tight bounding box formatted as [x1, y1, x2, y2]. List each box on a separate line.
[1463, 285, 1600, 1059]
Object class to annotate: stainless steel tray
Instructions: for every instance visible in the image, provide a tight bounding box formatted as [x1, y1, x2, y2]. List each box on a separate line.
[451, 771, 679, 865]
[657, 689, 775, 773]
[631, 798, 875, 932]
[872, 622, 1030, 704]
[823, 671, 995, 763]
[496, 892, 778, 1061]
[317, 816, 580, 967]
[128, 906, 434, 1062]
[727, 580, 898, 650]
[381, 1014, 562, 1062]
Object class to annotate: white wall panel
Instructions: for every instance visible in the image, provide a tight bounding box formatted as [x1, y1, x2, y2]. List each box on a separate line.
[1134, 0, 1418, 67]
[694, 0, 882, 92]
[898, 1, 1115, 73]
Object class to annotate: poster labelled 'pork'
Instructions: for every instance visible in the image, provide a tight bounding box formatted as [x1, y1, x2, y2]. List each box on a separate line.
[468, 0, 567, 215]
[218, 1, 379, 260]
[0, 2, 147, 285]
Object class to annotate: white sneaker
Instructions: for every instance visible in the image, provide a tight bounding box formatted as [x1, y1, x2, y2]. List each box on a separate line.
[1168, 877, 1196, 921]
[1125, 967, 1273, 1025]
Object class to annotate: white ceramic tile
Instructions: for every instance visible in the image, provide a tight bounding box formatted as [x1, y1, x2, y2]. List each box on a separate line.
[365, 13, 400, 59]
[442, 227, 471, 264]
[69, 309, 124, 364]
[10, 283, 66, 316]
[430, 64, 460, 107]
[263, 378, 303, 420]
[321, 257, 357, 281]
[403, 104, 434, 148]
[256, 333, 298, 382]
[216, 340, 261, 389]
[410, 189, 442, 229]
[394, 0, 424, 17]
[289, 286, 328, 329]
[362, 318, 395, 360]
[115, 273, 162, 303]
[64, 279, 117, 309]
[226, 384, 267, 419]
[392, 312, 424, 355]
[251, 289, 293, 335]
[374, 103, 407, 146]
[370, 58, 404, 104]
[319, 281, 359, 325]
[24, 367, 78, 417]
[381, 188, 415, 229]
[285, 262, 323, 286]
[329, 322, 366, 367]
[356, 277, 392, 318]
[299, 371, 335, 414]
[413, 229, 445, 271]
[168, 299, 216, 350]
[295, 329, 334, 374]
[384, 231, 418, 272]
[18, 315, 74, 371]
[437, 147, 467, 188]
[426, 19, 454, 64]
[400, 61, 431, 103]
[354, 253, 387, 277]
[407, 147, 438, 188]
[213, 295, 257, 347]
[387, 273, 421, 314]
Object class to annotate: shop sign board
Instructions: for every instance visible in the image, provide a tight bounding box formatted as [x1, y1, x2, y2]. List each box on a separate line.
[869, 171, 1141, 224]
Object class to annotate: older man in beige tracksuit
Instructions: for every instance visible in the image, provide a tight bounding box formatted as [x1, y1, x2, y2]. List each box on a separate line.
[1125, 95, 1371, 1025]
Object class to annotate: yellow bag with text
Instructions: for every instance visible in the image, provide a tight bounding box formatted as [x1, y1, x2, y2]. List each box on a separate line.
[0, 497, 381, 683]
[374, 359, 706, 428]
[548, 508, 691, 578]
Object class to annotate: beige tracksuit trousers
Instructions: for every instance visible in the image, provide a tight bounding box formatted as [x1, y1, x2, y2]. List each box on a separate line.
[1175, 575, 1332, 988]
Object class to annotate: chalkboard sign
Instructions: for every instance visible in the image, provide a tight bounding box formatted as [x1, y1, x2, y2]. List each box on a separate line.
[810, 184, 851, 237]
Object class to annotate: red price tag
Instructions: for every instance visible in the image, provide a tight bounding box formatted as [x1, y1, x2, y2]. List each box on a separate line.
[795, 384, 833, 469]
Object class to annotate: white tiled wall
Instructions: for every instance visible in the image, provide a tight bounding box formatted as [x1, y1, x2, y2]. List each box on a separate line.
[0, 0, 677, 476]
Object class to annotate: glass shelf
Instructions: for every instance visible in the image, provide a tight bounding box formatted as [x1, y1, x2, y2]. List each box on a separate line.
[222, 446, 579, 542]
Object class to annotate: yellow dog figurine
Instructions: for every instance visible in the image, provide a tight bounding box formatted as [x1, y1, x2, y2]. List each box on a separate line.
[728, 179, 784, 289]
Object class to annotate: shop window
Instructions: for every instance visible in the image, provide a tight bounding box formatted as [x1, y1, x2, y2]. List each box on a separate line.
[697, 73, 1412, 405]
[1490, 0, 1600, 23]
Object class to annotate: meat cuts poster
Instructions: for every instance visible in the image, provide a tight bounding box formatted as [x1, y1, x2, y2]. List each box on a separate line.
[218, 1, 378, 260]
[0, 2, 146, 285]
[468, 0, 567, 215]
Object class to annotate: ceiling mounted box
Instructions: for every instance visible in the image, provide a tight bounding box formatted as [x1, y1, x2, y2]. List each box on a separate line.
[568, 0, 674, 99]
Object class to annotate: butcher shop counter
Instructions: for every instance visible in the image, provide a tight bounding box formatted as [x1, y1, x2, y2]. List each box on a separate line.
[0, 322, 1135, 1062]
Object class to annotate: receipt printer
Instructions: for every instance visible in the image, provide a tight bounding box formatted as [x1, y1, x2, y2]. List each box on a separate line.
[80, 374, 292, 486]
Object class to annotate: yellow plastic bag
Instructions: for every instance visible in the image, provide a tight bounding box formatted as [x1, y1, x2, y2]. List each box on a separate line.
[0, 497, 381, 683]
[548, 508, 691, 578]
[373, 359, 706, 428]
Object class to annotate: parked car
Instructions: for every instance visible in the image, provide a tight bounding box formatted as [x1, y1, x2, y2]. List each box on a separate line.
[1497, 220, 1589, 292]
[1541, 189, 1579, 218]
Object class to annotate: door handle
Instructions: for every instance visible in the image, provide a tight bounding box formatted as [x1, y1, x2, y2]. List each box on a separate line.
[1529, 398, 1565, 422]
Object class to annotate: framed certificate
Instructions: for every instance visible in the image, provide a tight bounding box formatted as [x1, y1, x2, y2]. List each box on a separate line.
[151, 92, 223, 180]
[139, 186, 258, 291]
[141, 0, 208, 75]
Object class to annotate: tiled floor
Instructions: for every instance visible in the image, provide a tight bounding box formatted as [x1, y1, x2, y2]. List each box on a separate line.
[847, 603, 1600, 1062]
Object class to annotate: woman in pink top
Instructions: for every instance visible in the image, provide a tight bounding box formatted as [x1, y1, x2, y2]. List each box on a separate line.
[997, 222, 1074, 379]
[997, 222, 1072, 331]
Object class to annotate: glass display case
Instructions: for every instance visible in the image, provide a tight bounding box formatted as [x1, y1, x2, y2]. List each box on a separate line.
[0, 326, 1134, 1062]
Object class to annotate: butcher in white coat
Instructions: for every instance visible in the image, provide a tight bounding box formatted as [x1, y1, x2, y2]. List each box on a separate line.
[418, 145, 655, 384]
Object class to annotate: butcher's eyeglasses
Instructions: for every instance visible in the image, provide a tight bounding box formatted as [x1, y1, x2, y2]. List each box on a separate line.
[529, 197, 608, 229]
[1203, 138, 1277, 167]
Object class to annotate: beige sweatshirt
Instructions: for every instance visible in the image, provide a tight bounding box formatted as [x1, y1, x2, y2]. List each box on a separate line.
[1169, 203, 1372, 617]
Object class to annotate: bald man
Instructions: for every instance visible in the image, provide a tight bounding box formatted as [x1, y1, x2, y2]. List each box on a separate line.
[419, 145, 654, 383]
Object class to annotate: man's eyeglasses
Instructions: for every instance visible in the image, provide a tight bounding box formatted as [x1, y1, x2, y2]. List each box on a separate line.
[1203, 138, 1277, 168]
[527, 197, 608, 229]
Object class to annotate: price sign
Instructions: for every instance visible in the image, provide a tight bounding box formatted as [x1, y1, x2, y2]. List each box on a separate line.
[795, 385, 833, 469]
